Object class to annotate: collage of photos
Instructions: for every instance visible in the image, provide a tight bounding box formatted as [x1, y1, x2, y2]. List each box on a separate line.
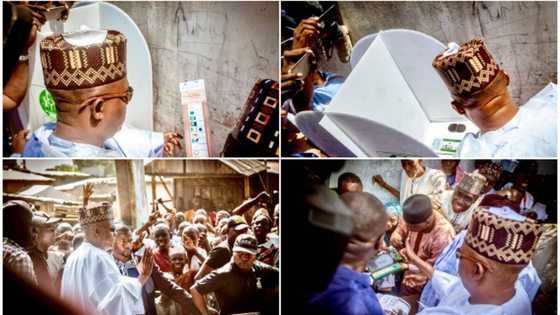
[2, 1, 558, 315]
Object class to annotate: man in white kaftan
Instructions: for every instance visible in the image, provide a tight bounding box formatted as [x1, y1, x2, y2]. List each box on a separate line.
[439, 172, 485, 233]
[61, 202, 154, 315]
[61, 241, 145, 315]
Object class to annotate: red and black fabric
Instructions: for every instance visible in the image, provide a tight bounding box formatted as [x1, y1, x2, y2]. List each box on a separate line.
[40, 30, 127, 90]
[432, 38, 501, 97]
[222, 79, 279, 157]
[465, 207, 542, 266]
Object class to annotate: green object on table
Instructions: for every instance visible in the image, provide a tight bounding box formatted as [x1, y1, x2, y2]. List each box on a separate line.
[370, 263, 402, 280]
[39, 89, 57, 121]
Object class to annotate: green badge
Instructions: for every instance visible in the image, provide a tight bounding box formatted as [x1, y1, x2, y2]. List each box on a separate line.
[39, 89, 57, 121]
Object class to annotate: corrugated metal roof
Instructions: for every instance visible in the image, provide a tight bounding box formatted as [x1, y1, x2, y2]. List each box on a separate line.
[31, 170, 92, 177]
[219, 160, 268, 176]
[55, 177, 116, 191]
[20, 185, 79, 202]
[3, 193, 81, 206]
[3, 170, 55, 182]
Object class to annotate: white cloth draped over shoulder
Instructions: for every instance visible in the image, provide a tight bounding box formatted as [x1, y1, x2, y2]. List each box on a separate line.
[400, 167, 447, 205]
[417, 270, 531, 315]
[439, 190, 482, 233]
[61, 241, 144, 315]
[457, 83, 557, 158]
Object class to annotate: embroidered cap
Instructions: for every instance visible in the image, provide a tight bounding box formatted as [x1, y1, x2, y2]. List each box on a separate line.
[79, 202, 113, 226]
[40, 30, 127, 90]
[432, 38, 500, 97]
[457, 172, 486, 196]
[465, 208, 542, 265]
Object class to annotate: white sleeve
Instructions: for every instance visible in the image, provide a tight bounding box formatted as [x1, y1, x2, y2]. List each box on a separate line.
[430, 270, 460, 299]
[90, 255, 144, 315]
[112, 126, 164, 157]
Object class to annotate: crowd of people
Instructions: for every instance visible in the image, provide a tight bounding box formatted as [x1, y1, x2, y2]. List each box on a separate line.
[3, 188, 279, 315]
[293, 159, 553, 315]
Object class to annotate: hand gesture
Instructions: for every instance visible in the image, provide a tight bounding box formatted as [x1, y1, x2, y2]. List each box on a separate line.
[82, 183, 94, 207]
[137, 247, 154, 285]
[163, 132, 183, 156]
[292, 17, 323, 50]
[147, 210, 160, 226]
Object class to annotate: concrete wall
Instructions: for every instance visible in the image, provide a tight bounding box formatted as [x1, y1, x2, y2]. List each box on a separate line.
[114, 1, 279, 155]
[327, 1, 556, 105]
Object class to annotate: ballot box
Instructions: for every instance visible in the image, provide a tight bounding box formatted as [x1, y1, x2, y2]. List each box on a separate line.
[296, 29, 478, 157]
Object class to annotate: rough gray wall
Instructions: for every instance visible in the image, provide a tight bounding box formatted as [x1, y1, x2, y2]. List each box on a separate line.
[114, 1, 278, 155]
[327, 1, 556, 105]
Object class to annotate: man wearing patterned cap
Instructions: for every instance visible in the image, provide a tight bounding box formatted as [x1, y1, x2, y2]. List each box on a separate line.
[439, 172, 486, 233]
[476, 161, 502, 195]
[433, 38, 557, 157]
[61, 202, 156, 315]
[403, 194, 543, 314]
[23, 30, 182, 157]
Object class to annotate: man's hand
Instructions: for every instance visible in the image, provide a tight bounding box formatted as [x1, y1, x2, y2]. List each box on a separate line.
[389, 232, 403, 249]
[82, 183, 94, 207]
[147, 210, 160, 226]
[281, 48, 316, 102]
[292, 17, 323, 50]
[163, 132, 183, 156]
[10, 129, 29, 153]
[137, 247, 154, 285]
[183, 237, 197, 253]
[132, 231, 146, 252]
[372, 175, 387, 187]
[254, 191, 271, 202]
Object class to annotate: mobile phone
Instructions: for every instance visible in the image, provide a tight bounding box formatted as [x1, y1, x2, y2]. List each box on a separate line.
[288, 52, 311, 78]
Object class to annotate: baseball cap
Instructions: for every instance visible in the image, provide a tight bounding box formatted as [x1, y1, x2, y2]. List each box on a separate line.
[233, 233, 258, 255]
[32, 211, 62, 226]
[227, 215, 249, 232]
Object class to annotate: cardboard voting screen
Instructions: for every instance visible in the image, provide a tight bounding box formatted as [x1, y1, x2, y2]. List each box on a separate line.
[316, 29, 477, 157]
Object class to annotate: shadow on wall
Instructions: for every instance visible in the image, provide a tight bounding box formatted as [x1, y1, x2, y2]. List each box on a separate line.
[114, 1, 279, 155]
[325, 1, 556, 105]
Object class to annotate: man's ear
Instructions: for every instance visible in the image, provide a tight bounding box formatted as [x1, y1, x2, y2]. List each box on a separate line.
[473, 262, 486, 281]
[90, 98, 105, 120]
[451, 100, 466, 116]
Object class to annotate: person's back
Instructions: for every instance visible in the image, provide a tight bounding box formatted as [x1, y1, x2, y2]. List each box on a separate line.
[308, 265, 384, 315]
[307, 192, 387, 315]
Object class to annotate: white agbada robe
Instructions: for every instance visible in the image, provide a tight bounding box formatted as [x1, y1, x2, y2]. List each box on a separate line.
[400, 167, 447, 205]
[439, 190, 482, 233]
[457, 83, 557, 158]
[61, 241, 144, 315]
[417, 270, 531, 315]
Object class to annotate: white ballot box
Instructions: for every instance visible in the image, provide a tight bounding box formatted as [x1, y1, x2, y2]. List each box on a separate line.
[298, 29, 477, 157]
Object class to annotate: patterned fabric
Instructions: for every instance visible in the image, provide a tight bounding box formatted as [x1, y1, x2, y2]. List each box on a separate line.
[457, 172, 486, 195]
[432, 38, 500, 97]
[465, 208, 542, 265]
[222, 79, 279, 157]
[392, 211, 455, 295]
[477, 162, 502, 181]
[40, 30, 127, 90]
[79, 202, 113, 226]
[419, 231, 542, 309]
[3, 238, 37, 284]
